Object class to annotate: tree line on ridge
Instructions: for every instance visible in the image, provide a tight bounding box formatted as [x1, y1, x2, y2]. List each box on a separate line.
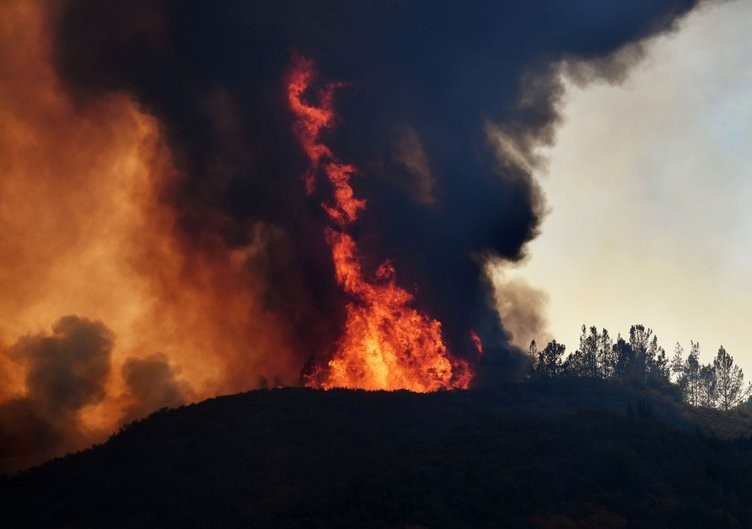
[529, 324, 750, 411]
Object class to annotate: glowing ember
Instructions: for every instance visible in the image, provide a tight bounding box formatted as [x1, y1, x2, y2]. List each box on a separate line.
[470, 331, 484, 355]
[288, 56, 472, 392]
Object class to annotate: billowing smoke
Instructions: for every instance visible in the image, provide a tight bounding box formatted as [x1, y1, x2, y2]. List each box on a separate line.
[493, 273, 551, 352]
[18, 317, 112, 416]
[121, 353, 193, 424]
[0, 316, 112, 471]
[0, 0, 705, 469]
[0, 317, 192, 473]
[53, 0, 702, 363]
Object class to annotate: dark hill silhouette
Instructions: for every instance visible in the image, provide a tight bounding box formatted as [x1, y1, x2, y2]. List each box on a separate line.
[3, 380, 752, 528]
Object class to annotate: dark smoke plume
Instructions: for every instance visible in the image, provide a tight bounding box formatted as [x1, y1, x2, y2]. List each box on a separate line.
[0, 316, 113, 470]
[0, 317, 192, 473]
[121, 353, 193, 424]
[53, 0, 703, 381]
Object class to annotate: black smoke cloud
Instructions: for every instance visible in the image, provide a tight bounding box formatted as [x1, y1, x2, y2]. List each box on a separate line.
[53, 0, 703, 381]
[0, 317, 192, 473]
[121, 353, 193, 424]
[0, 316, 112, 469]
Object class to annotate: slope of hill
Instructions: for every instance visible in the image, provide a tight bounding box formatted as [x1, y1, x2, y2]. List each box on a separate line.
[3, 380, 752, 528]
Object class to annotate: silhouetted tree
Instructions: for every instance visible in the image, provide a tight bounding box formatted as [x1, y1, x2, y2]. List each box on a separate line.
[567, 325, 599, 378]
[647, 335, 669, 382]
[528, 340, 539, 368]
[598, 328, 614, 379]
[627, 324, 656, 384]
[698, 364, 717, 408]
[546, 325, 749, 411]
[714, 346, 747, 411]
[612, 336, 635, 383]
[670, 343, 684, 383]
[535, 340, 567, 377]
[681, 342, 702, 407]
[629, 325, 651, 352]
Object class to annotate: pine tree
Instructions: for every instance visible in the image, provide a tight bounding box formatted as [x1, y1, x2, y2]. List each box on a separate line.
[579, 325, 599, 377]
[567, 325, 598, 377]
[598, 328, 613, 379]
[529, 340, 539, 368]
[612, 335, 634, 383]
[536, 340, 566, 377]
[682, 341, 702, 406]
[698, 363, 717, 408]
[670, 343, 684, 383]
[628, 324, 654, 383]
[713, 346, 748, 411]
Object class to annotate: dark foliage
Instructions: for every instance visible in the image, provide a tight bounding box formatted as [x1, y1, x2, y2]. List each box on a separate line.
[533, 324, 751, 412]
[3, 382, 752, 528]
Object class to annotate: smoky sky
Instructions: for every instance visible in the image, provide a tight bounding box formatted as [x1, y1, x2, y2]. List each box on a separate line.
[53, 0, 703, 379]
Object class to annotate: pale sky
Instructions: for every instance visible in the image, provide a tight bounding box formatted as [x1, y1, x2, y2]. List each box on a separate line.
[497, 0, 752, 374]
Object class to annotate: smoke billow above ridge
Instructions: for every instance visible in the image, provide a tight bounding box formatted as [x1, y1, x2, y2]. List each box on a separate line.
[0, 317, 112, 466]
[0, 0, 704, 469]
[55, 0, 702, 359]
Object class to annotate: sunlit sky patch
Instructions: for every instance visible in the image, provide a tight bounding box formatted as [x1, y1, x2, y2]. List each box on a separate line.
[502, 0, 752, 373]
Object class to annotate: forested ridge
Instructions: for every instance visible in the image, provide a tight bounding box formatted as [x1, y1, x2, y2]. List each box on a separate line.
[530, 324, 751, 411]
[3, 377, 752, 528]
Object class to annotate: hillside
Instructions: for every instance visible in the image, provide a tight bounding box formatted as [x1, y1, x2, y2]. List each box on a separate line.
[3, 380, 752, 528]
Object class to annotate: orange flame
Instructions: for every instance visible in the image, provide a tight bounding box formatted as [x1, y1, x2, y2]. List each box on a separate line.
[288, 56, 472, 392]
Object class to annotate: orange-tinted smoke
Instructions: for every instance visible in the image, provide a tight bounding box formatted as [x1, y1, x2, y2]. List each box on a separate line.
[288, 57, 472, 392]
[0, 0, 302, 443]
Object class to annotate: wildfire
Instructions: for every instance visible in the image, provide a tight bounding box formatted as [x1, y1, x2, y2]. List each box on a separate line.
[288, 56, 472, 392]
